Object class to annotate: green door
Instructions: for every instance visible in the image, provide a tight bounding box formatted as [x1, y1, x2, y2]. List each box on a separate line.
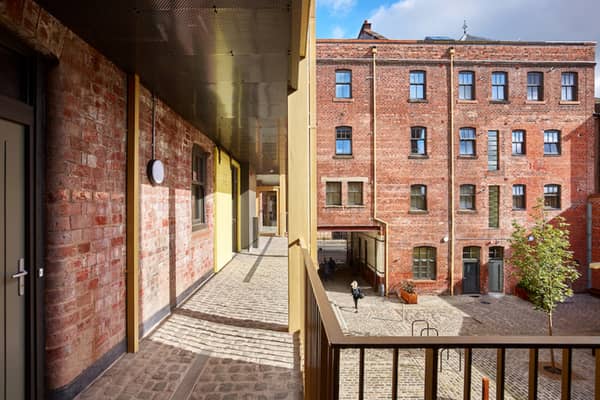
[0, 118, 26, 400]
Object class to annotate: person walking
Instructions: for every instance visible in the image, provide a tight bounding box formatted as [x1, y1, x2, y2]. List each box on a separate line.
[350, 281, 363, 312]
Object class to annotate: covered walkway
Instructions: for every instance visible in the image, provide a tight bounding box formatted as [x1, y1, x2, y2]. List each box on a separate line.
[77, 237, 302, 400]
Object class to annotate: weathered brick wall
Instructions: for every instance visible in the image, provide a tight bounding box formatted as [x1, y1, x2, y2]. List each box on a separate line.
[45, 32, 127, 391]
[591, 196, 600, 289]
[138, 87, 214, 331]
[317, 40, 596, 294]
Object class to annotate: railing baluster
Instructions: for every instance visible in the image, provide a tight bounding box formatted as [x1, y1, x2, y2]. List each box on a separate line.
[561, 348, 572, 400]
[497, 348, 505, 400]
[463, 348, 472, 400]
[595, 348, 600, 400]
[529, 348, 539, 400]
[332, 346, 340, 400]
[358, 347, 365, 400]
[425, 348, 439, 400]
[392, 348, 399, 400]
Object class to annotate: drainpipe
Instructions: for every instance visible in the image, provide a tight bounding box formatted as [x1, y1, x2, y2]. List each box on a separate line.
[371, 46, 390, 294]
[449, 47, 456, 296]
[587, 201, 592, 289]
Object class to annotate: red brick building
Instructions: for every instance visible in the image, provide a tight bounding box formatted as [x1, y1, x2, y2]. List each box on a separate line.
[317, 22, 597, 295]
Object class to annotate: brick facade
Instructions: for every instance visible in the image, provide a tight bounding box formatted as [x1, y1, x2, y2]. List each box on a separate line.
[0, 0, 217, 395]
[317, 38, 597, 295]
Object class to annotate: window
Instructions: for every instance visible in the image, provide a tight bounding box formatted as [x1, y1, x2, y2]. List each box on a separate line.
[527, 72, 543, 101]
[460, 184, 476, 210]
[512, 130, 525, 155]
[459, 127, 476, 156]
[489, 247, 504, 259]
[326, 182, 342, 206]
[512, 184, 526, 210]
[409, 71, 426, 100]
[410, 185, 427, 211]
[491, 72, 507, 101]
[335, 70, 351, 98]
[410, 126, 427, 155]
[413, 247, 436, 280]
[335, 126, 352, 155]
[561, 72, 577, 101]
[463, 246, 480, 260]
[488, 185, 499, 228]
[543, 130, 560, 155]
[347, 182, 363, 206]
[544, 184, 561, 209]
[488, 130, 499, 170]
[458, 71, 474, 100]
[192, 144, 206, 226]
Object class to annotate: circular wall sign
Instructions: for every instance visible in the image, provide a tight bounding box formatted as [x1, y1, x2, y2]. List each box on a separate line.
[147, 159, 165, 185]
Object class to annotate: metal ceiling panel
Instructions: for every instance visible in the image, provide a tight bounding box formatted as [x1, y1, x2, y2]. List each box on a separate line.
[38, 0, 291, 174]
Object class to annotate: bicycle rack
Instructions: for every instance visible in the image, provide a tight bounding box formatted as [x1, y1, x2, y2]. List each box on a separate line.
[439, 348, 463, 372]
[419, 327, 439, 337]
[411, 319, 430, 336]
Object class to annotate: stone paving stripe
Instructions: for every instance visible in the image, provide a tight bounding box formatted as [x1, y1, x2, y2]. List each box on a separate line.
[170, 353, 209, 400]
[173, 308, 289, 332]
[243, 236, 273, 283]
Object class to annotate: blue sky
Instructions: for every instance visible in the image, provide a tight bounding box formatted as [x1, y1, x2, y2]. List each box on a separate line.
[316, 0, 600, 96]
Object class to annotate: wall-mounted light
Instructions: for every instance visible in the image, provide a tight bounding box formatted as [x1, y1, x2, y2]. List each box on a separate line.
[442, 236, 449, 243]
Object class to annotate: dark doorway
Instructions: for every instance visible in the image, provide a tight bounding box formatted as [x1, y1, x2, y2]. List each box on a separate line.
[462, 246, 481, 294]
[488, 247, 504, 293]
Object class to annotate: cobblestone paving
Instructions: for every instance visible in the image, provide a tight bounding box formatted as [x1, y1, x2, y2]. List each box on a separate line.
[77, 237, 302, 400]
[325, 266, 600, 400]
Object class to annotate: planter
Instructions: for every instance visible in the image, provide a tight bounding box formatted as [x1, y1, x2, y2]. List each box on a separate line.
[399, 289, 418, 304]
[515, 286, 529, 301]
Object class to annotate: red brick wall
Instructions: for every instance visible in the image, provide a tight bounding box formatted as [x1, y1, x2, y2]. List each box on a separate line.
[45, 32, 127, 390]
[591, 196, 600, 289]
[317, 40, 596, 295]
[138, 87, 214, 329]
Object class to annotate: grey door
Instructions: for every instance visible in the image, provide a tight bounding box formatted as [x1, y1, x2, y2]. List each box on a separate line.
[489, 259, 504, 292]
[0, 119, 26, 400]
[463, 261, 480, 294]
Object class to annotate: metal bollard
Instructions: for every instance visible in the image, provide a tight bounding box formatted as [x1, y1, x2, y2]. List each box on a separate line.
[482, 376, 489, 400]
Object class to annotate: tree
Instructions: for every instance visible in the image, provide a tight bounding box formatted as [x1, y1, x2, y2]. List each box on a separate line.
[508, 199, 580, 372]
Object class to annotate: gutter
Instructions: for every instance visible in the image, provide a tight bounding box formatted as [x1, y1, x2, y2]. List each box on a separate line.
[449, 47, 456, 296]
[370, 46, 390, 295]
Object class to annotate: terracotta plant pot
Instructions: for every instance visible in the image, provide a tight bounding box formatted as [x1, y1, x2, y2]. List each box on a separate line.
[399, 289, 418, 304]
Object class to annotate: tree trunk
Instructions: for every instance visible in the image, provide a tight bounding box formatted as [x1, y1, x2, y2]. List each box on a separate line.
[548, 311, 556, 369]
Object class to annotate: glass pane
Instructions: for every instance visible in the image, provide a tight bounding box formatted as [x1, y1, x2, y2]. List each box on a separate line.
[336, 139, 351, 155]
[336, 84, 350, 98]
[488, 131, 498, 170]
[489, 186, 500, 228]
[336, 71, 350, 83]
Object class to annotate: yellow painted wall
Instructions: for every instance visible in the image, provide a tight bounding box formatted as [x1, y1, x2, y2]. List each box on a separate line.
[213, 149, 241, 272]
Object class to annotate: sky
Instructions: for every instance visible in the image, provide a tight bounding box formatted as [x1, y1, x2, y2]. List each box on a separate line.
[316, 0, 600, 97]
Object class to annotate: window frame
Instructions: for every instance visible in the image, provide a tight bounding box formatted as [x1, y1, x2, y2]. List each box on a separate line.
[512, 130, 526, 155]
[410, 126, 427, 156]
[463, 246, 481, 260]
[335, 126, 352, 155]
[527, 72, 544, 101]
[412, 246, 436, 280]
[487, 130, 499, 171]
[561, 72, 578, 101]
[409, 70, 426, 100]
[491, 71, 508, 101]
[544, 184, 561, 210]
[335, 69, 352, 99]
[325, 181, 342, 206]
[512, 184, 526, 210]
[459, 184, 476, 210]
[488, 185, 500, 228]
[347, 181, 364, 206]
[459, 127, 476, 156]
[192, 144, 207, 228]
[458, 71, 475, 100]
[410, 184, 427, 211]
[543, 130, 561, 155]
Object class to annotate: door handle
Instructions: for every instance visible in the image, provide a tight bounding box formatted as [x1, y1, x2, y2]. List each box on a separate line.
[12, 258, 27, 296]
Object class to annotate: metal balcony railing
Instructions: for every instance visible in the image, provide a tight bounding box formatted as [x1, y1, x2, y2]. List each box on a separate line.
[301, 248, 600, 400]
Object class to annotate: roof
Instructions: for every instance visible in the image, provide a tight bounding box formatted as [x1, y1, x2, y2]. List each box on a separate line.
[458, 33, 491, 41]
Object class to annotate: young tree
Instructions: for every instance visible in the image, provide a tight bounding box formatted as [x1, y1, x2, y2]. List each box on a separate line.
[509, 200, 580, 371]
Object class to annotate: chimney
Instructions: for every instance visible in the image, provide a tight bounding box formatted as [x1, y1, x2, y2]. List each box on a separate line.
[361, 20, 372, 32]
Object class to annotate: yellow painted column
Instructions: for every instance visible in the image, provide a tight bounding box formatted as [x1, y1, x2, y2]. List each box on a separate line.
[287, 0, 315, 334]
[126, 74, 140, 353]
[213, 149, 233, 272]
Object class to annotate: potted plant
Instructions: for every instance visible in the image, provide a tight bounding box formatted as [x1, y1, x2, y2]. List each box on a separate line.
[398, 280, 418, 304]
[514, 281, 530, 301]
